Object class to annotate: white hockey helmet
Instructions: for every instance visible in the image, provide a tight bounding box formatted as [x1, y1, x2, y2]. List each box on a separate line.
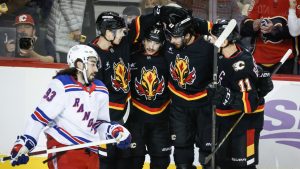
[67, 44, 99, 68]
[67, 45, 99, 83]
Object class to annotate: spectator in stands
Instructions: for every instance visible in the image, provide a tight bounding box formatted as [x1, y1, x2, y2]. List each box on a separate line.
[3, 14, 55, 62]
[46, 0, 96, 63]
[241, 0, 297, 74]
[0, 0, 40, 35]
[122, 5, 141, 24]
[288, 0, 300, 74]
[237, 0, 252, 16]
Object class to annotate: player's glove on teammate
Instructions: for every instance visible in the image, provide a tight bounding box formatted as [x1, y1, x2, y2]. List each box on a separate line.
[10, 135, 37, 166]
[153, 5, 192, 23]
[108, 123, 131, 149]
[257, 69, 273, 98]
[206, 83, 233, 106]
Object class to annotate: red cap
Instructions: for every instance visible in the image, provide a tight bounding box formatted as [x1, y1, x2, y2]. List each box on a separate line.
[15, 14, 35, 26]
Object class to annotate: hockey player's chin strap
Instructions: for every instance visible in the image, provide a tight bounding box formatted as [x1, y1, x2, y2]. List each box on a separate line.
[103, 31, 117, 46]
[76, 67, 90, 86]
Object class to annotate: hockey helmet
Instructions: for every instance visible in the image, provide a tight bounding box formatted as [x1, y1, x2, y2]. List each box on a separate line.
[67, 45, 98, 68]
[144, 22, 165, 44]
[67, 45, 99, 83]
[96, 11, 126, 34]
[164, 8, 193, 38]
[211, 19, 240, 43]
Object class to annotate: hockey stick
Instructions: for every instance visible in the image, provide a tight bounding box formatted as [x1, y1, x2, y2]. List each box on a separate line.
[204, 49, 293, 165]
[0, 138, 116, 162]
[210, 19, 237, 169]
[117, 100, 130, 125]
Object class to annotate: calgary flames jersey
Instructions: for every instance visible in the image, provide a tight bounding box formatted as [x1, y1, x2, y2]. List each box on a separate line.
[89, 14, 158, 120]
[24, 75, 111, 153]
[130, 50, 171, 119]
[164, 36, 214, 107]
[216, 47, 263, 117]
[243, 0, 297, 65]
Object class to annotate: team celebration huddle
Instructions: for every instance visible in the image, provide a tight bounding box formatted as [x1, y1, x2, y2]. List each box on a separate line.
[2, 0, 300, 169]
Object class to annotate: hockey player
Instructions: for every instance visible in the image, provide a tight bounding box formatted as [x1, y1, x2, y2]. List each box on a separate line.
[89, 11, 162, 169]
[157, 6, 214, 169]
[128, 22, 171, 169]
[9, 45, 131, 169]
[206, 20, 273, 169]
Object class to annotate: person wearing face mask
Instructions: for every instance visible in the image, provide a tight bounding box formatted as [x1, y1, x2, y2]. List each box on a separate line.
[9, 44, 131, 169]
[4, 14, 55, 62]
[128, 22, 171, 169]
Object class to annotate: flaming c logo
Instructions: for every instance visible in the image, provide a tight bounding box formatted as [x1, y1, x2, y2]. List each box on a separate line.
[111, 62, 130, 93]
[135, 66, 164, 100]
[170, 55, 196, 89]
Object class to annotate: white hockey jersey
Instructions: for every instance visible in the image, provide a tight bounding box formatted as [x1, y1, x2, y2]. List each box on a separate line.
[24, 75, 111, 153]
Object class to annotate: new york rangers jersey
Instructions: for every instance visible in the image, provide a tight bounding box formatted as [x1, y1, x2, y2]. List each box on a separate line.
[23, 75, 111, 152]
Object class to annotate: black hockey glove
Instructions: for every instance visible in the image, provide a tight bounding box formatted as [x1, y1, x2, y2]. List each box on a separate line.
[193, 17, 210, 35]
[257, 68, 274, 98]
[153, 5, 192, 23]
[206, 83, 233, 106]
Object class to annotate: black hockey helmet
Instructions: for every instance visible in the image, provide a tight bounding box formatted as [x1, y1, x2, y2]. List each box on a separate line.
[211, 19, 240, 43]
[96, 11, 126, 34]
[144, 22, 165, 44]
[164, 8, 193, 38]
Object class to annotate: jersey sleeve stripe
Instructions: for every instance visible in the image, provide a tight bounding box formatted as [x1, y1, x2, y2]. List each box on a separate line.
[31, 113, 47, 126]
[36, 107, 52, 121]
[242, 92, 252, 113]
[31, 107, 52, 126]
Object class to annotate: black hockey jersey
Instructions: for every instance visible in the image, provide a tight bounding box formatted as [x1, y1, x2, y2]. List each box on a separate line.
[89, 14, 158, 118]
[216, 46, 263, 116]
[130, 50, 171, 116]
[164, 36, 214, 107]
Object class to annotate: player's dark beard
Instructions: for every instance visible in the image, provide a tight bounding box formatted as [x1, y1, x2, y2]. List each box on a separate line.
[88, 73, 96, 83]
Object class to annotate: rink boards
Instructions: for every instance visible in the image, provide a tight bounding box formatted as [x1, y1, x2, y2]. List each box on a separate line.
[0, 60, 300, 169]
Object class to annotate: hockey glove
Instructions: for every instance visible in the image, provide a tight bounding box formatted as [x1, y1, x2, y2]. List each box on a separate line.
[10, 135, 37, 166]
[193, 17, 210, 35]
[257, 69, 274, 98]
[206, 83, 233, 106]
[153, 5, 192, 23]
[107, 123, 131, 149]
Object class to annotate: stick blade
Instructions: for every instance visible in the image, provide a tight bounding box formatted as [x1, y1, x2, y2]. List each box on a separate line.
[214, 19, 237, 48]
